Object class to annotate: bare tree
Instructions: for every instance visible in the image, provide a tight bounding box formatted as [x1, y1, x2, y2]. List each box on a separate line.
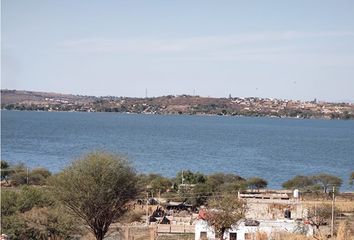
[49, 152, 138, 240]
[307, 204, 334, 230]
[205, 195, 246, 240]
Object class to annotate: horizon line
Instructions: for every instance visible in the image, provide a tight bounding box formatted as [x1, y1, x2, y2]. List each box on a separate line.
[1, 88, 354, 104]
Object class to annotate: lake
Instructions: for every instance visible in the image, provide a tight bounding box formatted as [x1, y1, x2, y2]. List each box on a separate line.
[1, 110, 353, 190]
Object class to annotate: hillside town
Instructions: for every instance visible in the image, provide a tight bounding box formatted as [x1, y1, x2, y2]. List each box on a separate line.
[1, 90, 354, 120]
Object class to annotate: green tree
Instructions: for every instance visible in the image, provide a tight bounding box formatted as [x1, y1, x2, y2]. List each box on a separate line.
[1, 160, 11, 180]
[175, 170, 206, 184]
[206, 173, 244, 192]
[2, 207, 80, 240]
[1, 189, 19, 216]
[349, 172, 354, 186]
[29, 167, 52, 185]
[313, 173, 342, 193]
[1, 186, 78, 240]
[282, 175, 315, 190]
[246, 177, 268, 191]
[8, 163, 28, 186]
[16, 186, 54, 213]
[205, 195, 246, 240]
[218, 181, 247, 194]
[49, 152, 139, 240]
[149, 176, 172, 197]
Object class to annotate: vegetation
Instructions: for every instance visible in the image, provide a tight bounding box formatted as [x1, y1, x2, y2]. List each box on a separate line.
[2, 156, 349, 239]
[0, 161, 52, 186]
[3, 89, 354, 120]
[175, 170, 207, 185]
[246, 177, 268, 191]
[282, 174, 342, 193]
[313, 173, 342, 193]
[137, 173, 172, 197]
[206, 173, 244, 190]
[349, 172, 354, 186]
[282, 175, 315, 190]
[1, 160, 11, 180]
[306, 204, 335, 230]
[205, 195, 246, 240]
[49, 152, 139, 240]
[1, 186, 80, 239]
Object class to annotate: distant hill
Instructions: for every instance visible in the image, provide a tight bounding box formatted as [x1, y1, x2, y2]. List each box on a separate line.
[1, 89, 96, 105]
[1, 89, 353, 120]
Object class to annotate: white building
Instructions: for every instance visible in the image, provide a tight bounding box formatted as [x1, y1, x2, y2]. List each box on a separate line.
[195, 219, 314, 240]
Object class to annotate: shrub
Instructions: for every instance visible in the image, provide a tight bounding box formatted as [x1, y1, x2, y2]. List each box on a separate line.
[1, 189, 19, 216]
[16, 186, 54, 213]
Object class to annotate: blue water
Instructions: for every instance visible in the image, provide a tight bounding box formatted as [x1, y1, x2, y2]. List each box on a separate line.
[1, 111, 354, 190]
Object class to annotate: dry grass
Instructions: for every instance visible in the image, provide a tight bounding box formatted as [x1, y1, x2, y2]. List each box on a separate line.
[271, 232, 320, 240]
[120, 208, 145, 223]
[255, 231, 268, 240]
[303, 200, 354, 212]
[336, 221, 354, 240]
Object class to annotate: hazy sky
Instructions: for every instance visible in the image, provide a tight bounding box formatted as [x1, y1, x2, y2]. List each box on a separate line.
[2, 1, 354, 101]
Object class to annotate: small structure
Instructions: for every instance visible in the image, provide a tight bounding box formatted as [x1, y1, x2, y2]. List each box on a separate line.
[195, 219, 314, 240]
[159, 216, 171, 224]
[238, 192, 290, 201]
[147, 198, 159, 205]
[165, 201, 193, 211]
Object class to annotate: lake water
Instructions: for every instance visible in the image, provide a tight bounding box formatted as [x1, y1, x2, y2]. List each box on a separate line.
[1, 110, 354, 190]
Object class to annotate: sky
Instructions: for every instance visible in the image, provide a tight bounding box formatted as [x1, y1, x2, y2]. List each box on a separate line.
[2, 0, 354, 102]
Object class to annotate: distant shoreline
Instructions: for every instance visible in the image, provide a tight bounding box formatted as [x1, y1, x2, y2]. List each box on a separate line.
[2, 89, 354, 120]
[1, 108, 353, 121]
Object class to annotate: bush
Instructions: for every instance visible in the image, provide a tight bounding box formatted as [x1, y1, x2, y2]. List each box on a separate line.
[29, 168, 51, 185]
[1, 186, 81, 239]
[121, 209, 145, 223]
[31, 168, 51, 179]
[1, 189, 19, 216]
[2, 207, 81, 240]
[1, 214, 27, 239]
[16, 186, 54, 213]
[11, 171, 28, 186]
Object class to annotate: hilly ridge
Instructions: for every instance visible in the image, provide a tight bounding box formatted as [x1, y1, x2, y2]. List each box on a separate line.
[1, 89, 354, 120]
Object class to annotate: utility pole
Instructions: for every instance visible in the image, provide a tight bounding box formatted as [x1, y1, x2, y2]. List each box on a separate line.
[331, 185, 335, 237]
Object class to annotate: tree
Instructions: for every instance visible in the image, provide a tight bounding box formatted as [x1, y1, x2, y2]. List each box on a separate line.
[29, 167, 51, 185]
[175, 170, 206, 185]
[2, 206, 80, 240]
[49, 152, 138, 240]
[349, 172, 354, 186]
[247, 177, 268, 191]
[205, 195, 246, 240]
[1, 186, 78, 240]
[206, 173, 245, 192]
[149, 175, 172, 197]
[313, 173, 342, 193]
[8, 163, 27, 186]
[307, 204, 336, 230]
[1, 160, 11, 180]
[282, 175, 314, 190]
[191, 183, 213, 206]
